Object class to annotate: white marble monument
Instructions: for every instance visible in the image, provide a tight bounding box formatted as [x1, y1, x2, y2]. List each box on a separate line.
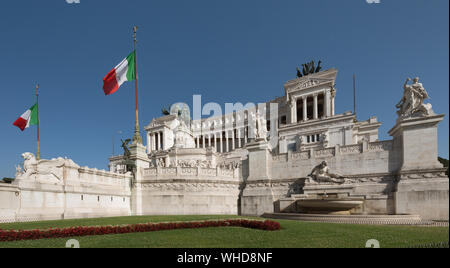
[1, 68, 448, 222]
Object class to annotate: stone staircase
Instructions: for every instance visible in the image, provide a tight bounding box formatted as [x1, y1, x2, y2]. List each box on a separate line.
[262, 212, 448, 226]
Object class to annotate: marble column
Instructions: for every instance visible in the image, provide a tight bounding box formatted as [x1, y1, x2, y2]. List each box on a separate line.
[146, 133, 151, 153]
[148, 133, 152, 152]
[313, 94, 318, 120]
[303, 97, 307, 121]
[219, 132, 223, 153]
[245, 127, 248, 144]
[231, 130, 235, 151]
[208, 134, 211, 148]
[290, 98, 297, 124]
[331, 89, 336, 116]
[202, 135, 206, 149]
[155, 133, 159, 151]
[214, 133, 218, 152]
[152, 134, 156, 151]
[331, 97, 335, 116]
[225, 131, 229, 152]
[324, 90, 330, 118]
[237, 128, 242, 148]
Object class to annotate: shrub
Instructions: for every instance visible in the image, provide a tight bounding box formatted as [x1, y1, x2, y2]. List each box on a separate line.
[0, 219, 281, 242]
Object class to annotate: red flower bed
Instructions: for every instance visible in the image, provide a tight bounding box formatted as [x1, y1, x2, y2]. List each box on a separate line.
[0, 219, 281, 242]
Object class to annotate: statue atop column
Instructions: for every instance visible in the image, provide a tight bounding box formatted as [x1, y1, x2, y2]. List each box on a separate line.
[121, 139, 135, 173]
[396, 77, 434, 118]
[173, 118, 196, 149]
[308, 161, 346, 184]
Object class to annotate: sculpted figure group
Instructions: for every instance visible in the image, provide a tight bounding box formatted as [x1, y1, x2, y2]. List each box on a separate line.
[308, 161, 347, 184]
[396, 77, 434, 118]
[15, 152, 67, 184]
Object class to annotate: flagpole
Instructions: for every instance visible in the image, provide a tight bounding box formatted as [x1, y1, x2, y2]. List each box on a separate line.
[36, 83, 41, 160]
[132, 26, 143, 145]
[353, 74, 356, 116]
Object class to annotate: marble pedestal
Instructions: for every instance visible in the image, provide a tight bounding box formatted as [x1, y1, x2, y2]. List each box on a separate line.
[241, 139, 275, 216]
[389, 114, 449, 220]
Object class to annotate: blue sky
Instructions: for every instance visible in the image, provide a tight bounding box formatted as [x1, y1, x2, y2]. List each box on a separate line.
[0, 0, 448, 177]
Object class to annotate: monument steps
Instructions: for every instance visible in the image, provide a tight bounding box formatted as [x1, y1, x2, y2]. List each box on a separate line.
[262, 213, 449, 226]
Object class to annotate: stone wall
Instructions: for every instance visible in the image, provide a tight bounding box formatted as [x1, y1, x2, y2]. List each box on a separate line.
[240, 115, 449, 220]
[0, 184, 20, 221]
[0, 160, 132, 223]
[1, 116, 447, 222]
[270, 140, 399, 179]
[134, 167, 241, 215]
[241, 139, 398, 216]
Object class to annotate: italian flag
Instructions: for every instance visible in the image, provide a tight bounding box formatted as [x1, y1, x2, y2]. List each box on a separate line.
[102, 51, 136, 95]
[13, 104, 38, 131]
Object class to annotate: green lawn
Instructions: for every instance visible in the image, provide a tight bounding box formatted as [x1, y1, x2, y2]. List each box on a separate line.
[0, 215, 448, 248]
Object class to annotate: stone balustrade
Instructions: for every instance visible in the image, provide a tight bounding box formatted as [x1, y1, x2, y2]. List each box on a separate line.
[272, 140, 394, 164]
[291, 151, 310, 160]
[78, 167, 132, 186]
[368, 140, 393, 152]
[314, 148, 335, 158]
[143, 166, 240, 181]
[340, 144, 362, 154]
[272, 154, 288, 162]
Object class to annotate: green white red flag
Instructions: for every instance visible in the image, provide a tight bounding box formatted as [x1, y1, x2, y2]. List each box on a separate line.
[13, 104, 38, 131]
[102, 51, 136, 95]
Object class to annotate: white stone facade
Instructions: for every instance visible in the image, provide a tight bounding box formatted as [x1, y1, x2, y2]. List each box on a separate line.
[131, 69, 447, 220]
[1, 69, 448, 222]
[0, 155, 132, 223]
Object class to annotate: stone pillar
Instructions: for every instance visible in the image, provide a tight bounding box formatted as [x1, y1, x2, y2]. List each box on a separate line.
[219, 132, 223, 153]
[202, 135, 206, 149]
[208, 134, 211, 148]
[225, 131, 229, 152]
[331, 97, 335, 116]
[129, 142, 150, 216]
[241, 139, 274, 216]
[389, 115, 445, 171]
[151, 134, 155, 151]
[343, 126, 352, 146]
[290, 98, 297, 124]
[389, 114, 448, 220]
[244, 127, 248, 145]
[238, 128, 242, 148]
[214, 133, 218, 152]
[331, 88, 336, 116]
[324, 90, 331, 117]
[146, 133, 151, 154]
[313, 93, 318, 119]
[303, 97, 307, 121]
[232, 130, 235, 151]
